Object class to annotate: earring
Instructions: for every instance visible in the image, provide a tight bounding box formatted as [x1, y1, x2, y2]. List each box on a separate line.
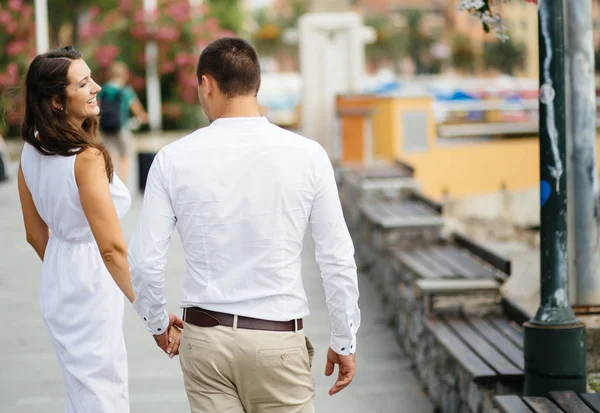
[59, 107, 64, 111]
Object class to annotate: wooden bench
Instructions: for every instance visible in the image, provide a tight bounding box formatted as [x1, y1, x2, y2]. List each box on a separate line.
[337, 163, 420, 234]
[417, 306, 527, 413]
[424, 312, 524, 385]
[386, 232, 510, 309]
[495, 392, 600, 413]
[357, 192, 444, 271]
[387, 233, 512, 361]
[390, 232, 511, 284]
[415, 278, 502, 316]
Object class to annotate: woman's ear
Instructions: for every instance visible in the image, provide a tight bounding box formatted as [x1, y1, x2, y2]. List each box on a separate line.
[52, 97, 64, 112]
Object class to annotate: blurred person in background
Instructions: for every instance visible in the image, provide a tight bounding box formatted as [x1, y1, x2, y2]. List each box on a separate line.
[98, 61, 148, 185]
[17, 46, 181, 413]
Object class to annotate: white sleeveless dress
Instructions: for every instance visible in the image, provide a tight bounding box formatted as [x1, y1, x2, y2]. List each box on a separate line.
[20, 142, 131, 413]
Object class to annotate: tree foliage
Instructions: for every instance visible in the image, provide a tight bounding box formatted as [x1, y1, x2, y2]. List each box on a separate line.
[205, 0, 244, 34]
[451, 33, 477, 73]
[0, 0, 36, 137]
[0, 0, 240, 135]
[483, 37, 527, 75]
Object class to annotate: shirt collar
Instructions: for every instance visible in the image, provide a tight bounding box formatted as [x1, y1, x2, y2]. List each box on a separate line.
[210, 117, 270, 128]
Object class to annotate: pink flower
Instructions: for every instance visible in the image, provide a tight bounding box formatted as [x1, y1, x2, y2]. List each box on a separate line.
[21, 5, 32, 19]
[6, 21, 17, 35]
[0, 11, 11, 25]
[6, 40, 26, 57]
[204, 17, 219, 33]
[182, 87, 197, 104]
[6, 62, 19, 84]
[92, 23, 106, 38]
[134, 10, 145, 24]
[155, 27, 180, 42]
[130, 25, 148, 41]
[160, 62, 176, 74]
[119, 0, 134, 13]
[166, 2, 190, 24]
[175, 52, 188, 66]
[79, 24, 93, 42]
[8, 0, 21, 12]
[88, 6, 100, 19]
[103, 11, 121, 26]
[94, 45, 119, 68]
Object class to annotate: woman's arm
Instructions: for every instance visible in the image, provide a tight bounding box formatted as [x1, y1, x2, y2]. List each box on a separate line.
[75, 148, 135, 303]
[17, 165, 49, 260]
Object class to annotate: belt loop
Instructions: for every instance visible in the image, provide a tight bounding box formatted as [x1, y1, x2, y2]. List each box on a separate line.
[294, 319, 298, 333]
[183, 308, 187, 322]
[233, 315, 238, 331]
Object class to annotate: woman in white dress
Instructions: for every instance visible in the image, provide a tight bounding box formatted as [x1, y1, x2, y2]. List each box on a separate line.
[17, 46, 182, 413]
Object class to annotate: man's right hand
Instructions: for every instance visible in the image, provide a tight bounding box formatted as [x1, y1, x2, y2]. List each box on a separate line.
[325, 347, 356, 396]
[153, 312, 184, 355]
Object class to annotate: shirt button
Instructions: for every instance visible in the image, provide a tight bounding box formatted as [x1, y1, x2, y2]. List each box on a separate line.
[158, 328, 161, 332]
[143, 318, 147, 321]
[341, 347, 346, 351]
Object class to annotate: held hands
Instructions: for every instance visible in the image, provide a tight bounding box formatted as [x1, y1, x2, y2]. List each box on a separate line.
[325, 347, 356, 396]
[153, 312, 184, 359]
[137, 112, 149, 125]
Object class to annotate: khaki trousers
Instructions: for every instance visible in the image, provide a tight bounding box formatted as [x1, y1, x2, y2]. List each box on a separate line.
[179, 321, 315, 413]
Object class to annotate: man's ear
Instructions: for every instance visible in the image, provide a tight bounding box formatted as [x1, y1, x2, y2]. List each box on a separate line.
[201, 75, 212, 96]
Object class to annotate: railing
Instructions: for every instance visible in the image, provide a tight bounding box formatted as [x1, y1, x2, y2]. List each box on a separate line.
[435, 98, 600, 138]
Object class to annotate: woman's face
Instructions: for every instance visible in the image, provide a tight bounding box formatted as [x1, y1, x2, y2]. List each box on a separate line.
[64, 59, 101, 124]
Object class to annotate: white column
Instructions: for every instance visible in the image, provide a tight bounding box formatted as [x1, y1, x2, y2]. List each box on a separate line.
[144, 0, 162, 132]
[34, 0, 49, 54]
[297, 13, 375, 160]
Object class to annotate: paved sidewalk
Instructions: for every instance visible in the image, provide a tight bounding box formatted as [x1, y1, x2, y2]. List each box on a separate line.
[0, 171, 432, 412]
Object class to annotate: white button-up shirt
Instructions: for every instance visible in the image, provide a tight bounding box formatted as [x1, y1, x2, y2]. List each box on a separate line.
[129, 117, 360, 354]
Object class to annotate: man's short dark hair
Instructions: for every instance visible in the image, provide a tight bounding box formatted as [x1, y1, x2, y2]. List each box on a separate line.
[196, 37, 261, 97]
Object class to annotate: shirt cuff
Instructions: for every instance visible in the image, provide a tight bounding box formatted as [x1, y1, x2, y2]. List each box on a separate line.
[132, 299, 170, 336]
[330, 334, 357, 355]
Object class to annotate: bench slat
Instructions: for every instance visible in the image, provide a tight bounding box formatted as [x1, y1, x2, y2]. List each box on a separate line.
[466, 317, 524, 370]
[549, 391, 595, 413]
[436, 245, 502, 280]
[494, 395, 534, 413]
[416, 279, 500, 295]
[580, 394, 600, 413]
[523, 397, 564, 413]
[427, 246, 479, 278]
[488, 317, 524, 349]
[412, 249, 456, 277]
[443, 315, 522, 377]
[424, 317, 497, 380]
[395, 250, 440, 279]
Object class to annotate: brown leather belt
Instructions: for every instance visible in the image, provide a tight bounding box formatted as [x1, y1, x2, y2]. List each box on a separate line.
[183, 307, 303, 332]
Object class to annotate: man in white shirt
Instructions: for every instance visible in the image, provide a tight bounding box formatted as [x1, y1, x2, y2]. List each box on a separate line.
[129, 37, 360, 412]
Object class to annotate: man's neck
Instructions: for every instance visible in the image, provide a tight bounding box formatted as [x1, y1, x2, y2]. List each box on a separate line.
[216, 96, 261, 119]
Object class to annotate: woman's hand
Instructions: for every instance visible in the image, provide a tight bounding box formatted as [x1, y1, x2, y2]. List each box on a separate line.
[166, 324, 183, 359]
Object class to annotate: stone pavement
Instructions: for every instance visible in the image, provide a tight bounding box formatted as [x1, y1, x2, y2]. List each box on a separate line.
[0, 168, 433, 412]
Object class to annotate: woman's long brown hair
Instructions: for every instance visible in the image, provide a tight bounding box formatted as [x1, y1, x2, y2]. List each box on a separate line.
[21, 46, 113, 181]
